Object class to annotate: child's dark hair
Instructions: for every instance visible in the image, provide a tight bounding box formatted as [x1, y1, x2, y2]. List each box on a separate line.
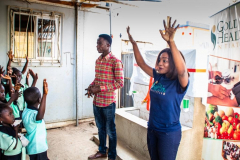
[12, 67, 20, 74]
[24, 87, 41, 106]
[0, 103, 10, 117]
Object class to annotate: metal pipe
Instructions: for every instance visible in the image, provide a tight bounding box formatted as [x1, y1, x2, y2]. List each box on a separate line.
[75, 2, 79, 126]
[109, 3, 112, 36]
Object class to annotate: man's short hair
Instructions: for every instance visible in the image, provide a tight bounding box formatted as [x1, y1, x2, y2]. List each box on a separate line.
[99, 34, 112, 46]
[24, 87, 41, 106]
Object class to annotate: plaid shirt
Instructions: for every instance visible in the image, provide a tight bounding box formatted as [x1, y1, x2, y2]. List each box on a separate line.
[91, 52, 124, 107]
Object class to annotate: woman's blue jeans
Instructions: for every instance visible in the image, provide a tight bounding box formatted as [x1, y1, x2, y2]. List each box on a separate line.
[93, 103, 117, 159]
[147, 129, 181, 160]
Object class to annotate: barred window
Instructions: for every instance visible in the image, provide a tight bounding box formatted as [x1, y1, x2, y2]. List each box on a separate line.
[9, 7, 61, 65]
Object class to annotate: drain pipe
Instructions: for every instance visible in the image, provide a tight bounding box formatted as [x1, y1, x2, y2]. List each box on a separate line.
[75, 2, 80, 126]
[109, 3, 112, 36]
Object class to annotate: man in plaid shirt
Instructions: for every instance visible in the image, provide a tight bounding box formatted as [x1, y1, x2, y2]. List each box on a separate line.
[86, 34, 124, 160]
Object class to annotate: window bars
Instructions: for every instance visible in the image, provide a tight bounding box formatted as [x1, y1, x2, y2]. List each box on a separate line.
[9, 6, 61, 65]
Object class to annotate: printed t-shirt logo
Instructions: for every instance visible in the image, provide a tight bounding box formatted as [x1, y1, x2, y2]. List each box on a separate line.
[151, 81, 166, 95]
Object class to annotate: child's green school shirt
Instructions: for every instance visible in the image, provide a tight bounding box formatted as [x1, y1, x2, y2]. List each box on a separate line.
[5, 83, 28, 119]
[4, 74, 28, 119]
[22, 106, 48, 155]
[15, 83, 28, 111]
[0, 125, 24, 157]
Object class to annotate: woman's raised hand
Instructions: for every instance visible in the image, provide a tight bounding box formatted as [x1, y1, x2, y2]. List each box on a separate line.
[127, 26, 135, 44]
[159, 17, 179, 43]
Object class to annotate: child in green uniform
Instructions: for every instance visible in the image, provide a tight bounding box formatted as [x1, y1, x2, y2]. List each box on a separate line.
[22, 79, 49, 160]
[0, 103, 26, 160]
[5, 52, 28, 120]
[0, 73, 20, 108]
[9, 68, 38, 119]
[6, 52, 37, 119]
[0, 84, 20, 106]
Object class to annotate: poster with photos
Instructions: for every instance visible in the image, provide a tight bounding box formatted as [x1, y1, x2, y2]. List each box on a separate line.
[222, 140, 240, 160]
[202, 2, 240, 160]
[204, 2, 240, 142]
[204, 56, 240, 141]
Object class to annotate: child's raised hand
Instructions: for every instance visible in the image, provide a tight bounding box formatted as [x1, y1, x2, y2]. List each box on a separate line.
[43, 79, 48, 95]
[25, 54, 28, 62]
[29, 69, 38, 80]
[7, 66, 13, 75]
[35, 73, 38, 80]
[1, 74, 11, 80]
[29, 69, 34, 77]
[14, 83, 22, 91]
[0, 65, 5, 75]
[7, 50, 14, 61]
[10, 88, 15, 94]
[26, 71, 30, 79]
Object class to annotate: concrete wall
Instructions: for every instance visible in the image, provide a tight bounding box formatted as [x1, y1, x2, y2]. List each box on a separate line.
[176, 98, 206, 160]
[116, 107, 150, 159]
[116, 98, 206, 160]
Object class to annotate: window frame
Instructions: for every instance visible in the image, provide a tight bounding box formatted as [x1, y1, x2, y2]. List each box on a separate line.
[35, 14, 61, 61]
[8, 6, 62, 66]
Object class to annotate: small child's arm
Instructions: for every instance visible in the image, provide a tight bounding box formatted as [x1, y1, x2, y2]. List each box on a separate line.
[29, 69, 38, 87]
[0, 66, 5, 76]
[6, 91, 20, 106]
[8, 75, 15, 97]
[36, 79, 48, 121]
[1, 74, 14, 97]
[13, 124, 20, 149]
[21, 55, 29, 74]
[0, 65, 6, 82]
[26, 71, 29, 87]
[6, 51, 13, 74]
